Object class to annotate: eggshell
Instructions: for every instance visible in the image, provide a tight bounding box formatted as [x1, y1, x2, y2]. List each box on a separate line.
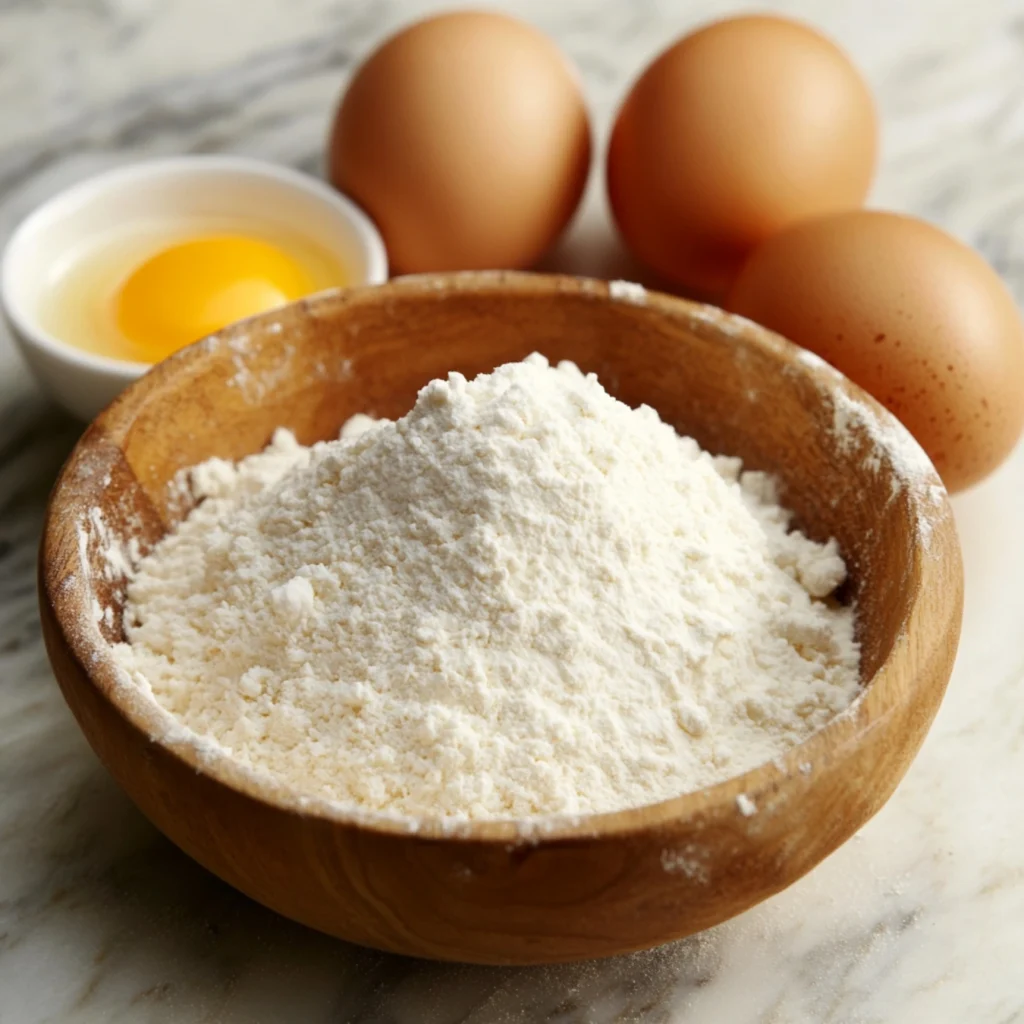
[328, 11, 591, 274]
[727, 210, 1024, 492]
[607, 15, 877, 297]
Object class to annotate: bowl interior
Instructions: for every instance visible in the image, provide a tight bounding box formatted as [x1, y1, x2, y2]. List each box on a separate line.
[61, 272, 948, 833]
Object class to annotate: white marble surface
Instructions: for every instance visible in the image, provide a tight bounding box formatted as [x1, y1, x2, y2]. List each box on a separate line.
[2, 0, 1024, 1020]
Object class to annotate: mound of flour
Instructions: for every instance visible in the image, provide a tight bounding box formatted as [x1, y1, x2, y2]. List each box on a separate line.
[114, 354, 859, 820]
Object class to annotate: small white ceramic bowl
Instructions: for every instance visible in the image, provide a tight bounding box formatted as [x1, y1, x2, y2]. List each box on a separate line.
[1, 156, 388, 421]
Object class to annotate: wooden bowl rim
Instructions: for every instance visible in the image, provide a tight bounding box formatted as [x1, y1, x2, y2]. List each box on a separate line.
[42, 270, 961, 844]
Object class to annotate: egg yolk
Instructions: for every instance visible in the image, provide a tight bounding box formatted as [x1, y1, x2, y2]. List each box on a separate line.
[115, 235, 318, 362]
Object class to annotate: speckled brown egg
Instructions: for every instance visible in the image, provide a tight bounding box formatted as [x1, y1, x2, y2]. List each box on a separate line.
[727, 210, 1024, 492]
[328, 11, 591, 274]
[606, 14, 877, 298]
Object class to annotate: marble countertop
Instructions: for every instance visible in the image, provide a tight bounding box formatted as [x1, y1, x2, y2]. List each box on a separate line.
[3, 0, 1024, 1020]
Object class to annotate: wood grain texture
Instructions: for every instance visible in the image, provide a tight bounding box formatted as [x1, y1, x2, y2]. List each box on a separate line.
[39, 271, 963, 965]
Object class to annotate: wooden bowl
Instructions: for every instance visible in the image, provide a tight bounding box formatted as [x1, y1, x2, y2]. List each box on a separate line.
[40, 271, 963, 965]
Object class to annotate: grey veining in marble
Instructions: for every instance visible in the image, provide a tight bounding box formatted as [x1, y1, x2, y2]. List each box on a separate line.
[2, 1, 1024, 1021]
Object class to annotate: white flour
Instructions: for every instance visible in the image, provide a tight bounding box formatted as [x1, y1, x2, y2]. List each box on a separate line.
[113, 354, 859, 821]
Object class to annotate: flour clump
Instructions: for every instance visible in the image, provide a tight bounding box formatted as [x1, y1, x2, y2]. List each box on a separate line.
[114, 354, 859, 821]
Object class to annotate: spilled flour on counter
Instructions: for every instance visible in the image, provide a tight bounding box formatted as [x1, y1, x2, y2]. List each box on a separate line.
[113, 354, 859, 821]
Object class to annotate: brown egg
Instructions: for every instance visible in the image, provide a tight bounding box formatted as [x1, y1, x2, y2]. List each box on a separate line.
[606, 15, 877, 298]
[328, 11, 591, 274]
[727, 211, 1024, 492]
